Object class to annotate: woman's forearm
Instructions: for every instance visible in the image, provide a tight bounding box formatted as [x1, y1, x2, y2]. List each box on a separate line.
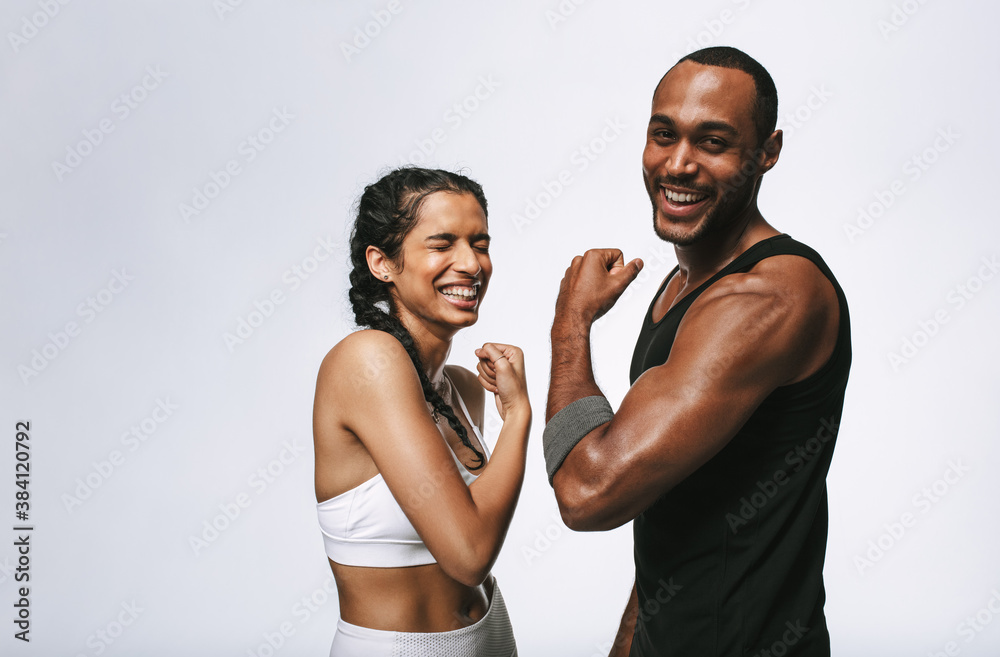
[459, 407, 531, 580]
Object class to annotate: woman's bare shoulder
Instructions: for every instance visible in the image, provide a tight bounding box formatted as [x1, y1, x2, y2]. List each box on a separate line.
[317, 330, 414, 395]
[322, 329, 405, 369]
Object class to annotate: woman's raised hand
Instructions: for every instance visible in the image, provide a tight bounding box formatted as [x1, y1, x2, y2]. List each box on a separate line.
[475, 343, 528, 421]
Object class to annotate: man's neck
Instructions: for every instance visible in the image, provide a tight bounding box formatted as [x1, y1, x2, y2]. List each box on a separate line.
[673, 211, 779, 288]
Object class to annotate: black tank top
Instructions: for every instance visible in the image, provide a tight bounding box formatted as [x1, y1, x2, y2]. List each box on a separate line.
[628, 234, 851, 657]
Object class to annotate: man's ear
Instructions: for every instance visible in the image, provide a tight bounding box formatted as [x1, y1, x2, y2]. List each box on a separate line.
[759, 129, 782, 174]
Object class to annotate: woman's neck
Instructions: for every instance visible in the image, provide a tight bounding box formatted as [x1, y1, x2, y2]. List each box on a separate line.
[396, 313, 454, 384]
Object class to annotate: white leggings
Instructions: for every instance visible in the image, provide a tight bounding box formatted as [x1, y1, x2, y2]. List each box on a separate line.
[329, 578, 517, 657]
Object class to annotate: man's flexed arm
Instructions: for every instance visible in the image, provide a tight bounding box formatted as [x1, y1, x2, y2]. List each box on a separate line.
[547, 252, 838, 532]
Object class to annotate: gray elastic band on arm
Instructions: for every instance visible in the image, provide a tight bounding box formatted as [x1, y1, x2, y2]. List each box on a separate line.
[543, 396, 614, 485]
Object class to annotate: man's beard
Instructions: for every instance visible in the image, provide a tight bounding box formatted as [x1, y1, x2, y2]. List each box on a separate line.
[647, 171, 758, 246]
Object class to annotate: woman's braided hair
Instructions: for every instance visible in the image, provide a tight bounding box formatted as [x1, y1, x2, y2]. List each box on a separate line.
[348, 167, 488, 470]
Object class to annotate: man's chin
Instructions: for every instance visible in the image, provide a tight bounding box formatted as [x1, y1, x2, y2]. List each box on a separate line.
[653, 213, 706, 246]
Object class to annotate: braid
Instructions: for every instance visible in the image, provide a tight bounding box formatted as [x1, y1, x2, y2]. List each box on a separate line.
[347, 167, 488, 470]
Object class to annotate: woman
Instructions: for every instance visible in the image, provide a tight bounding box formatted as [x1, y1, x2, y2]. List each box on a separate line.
[313, 167, 530, 656]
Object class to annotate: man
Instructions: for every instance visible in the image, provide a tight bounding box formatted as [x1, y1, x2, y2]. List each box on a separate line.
[543, 47, 851, 656]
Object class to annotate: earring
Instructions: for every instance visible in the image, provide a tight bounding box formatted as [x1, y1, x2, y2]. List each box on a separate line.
[383, 275, 389, 280]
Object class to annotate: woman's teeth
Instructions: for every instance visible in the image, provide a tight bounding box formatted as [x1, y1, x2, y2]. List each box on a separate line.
[441, 286, 477, 299]
[664, 188, 708, 204]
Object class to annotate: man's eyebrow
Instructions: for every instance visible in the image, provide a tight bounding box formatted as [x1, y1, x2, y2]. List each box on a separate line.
[698, 120, 739, 136]
[648, 114, 740, 136]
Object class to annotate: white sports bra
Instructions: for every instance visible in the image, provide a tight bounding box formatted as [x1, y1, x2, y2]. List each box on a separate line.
[316, 371, 491, 567]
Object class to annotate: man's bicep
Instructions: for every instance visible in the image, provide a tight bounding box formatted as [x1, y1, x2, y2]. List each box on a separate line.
[608, 356, 769, 496]
[553, 357, 759, 529]
[554, 286, 813, 529]
[589, 289, 804, 514]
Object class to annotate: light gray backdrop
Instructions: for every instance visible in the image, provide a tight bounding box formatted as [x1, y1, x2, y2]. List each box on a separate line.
[2, 1, 998, 655]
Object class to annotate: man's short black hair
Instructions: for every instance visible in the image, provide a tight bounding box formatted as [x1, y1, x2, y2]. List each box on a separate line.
[673, 46, 778, 147]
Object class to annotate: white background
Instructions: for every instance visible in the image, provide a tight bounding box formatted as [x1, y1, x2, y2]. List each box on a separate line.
[2, 1, 999, 655]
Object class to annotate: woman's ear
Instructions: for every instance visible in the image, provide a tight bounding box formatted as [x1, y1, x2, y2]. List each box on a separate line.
[366, 245, 394, 283]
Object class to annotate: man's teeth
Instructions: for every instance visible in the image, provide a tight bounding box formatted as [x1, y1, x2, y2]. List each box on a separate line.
[442, 286, 477, 299]
[664, 188, 708, 204]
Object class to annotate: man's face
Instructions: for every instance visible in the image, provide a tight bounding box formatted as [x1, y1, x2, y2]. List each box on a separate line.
[642, 61, 769, 246]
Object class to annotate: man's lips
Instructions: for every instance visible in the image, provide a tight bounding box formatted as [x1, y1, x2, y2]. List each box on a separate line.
[662, 186, 709, 204]
[659, 185, 710, 218]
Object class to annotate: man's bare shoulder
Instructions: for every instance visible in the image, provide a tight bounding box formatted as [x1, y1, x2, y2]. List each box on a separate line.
[676, 253, 840, 385]
[695, 253, 837, 319]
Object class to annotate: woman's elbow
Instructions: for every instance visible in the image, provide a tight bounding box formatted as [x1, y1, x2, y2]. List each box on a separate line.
[449, 566, 491, 588]
[438, 542, 494, 587]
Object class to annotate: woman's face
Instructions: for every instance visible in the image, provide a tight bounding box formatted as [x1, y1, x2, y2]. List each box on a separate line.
[388, 191, 492, 334]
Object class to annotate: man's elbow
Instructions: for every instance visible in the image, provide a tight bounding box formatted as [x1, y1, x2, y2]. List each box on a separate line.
[551, 428, 628, 531]
[553, 476, 617, 532]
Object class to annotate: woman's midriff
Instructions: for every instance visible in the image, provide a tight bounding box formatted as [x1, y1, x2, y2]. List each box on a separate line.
[329, 559, 490, 632]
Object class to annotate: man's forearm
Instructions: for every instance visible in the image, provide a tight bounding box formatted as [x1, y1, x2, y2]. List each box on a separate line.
[546, 312, 603, 422]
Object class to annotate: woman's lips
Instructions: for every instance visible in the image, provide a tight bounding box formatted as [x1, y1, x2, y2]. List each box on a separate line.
[440, 284, 479, 310]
